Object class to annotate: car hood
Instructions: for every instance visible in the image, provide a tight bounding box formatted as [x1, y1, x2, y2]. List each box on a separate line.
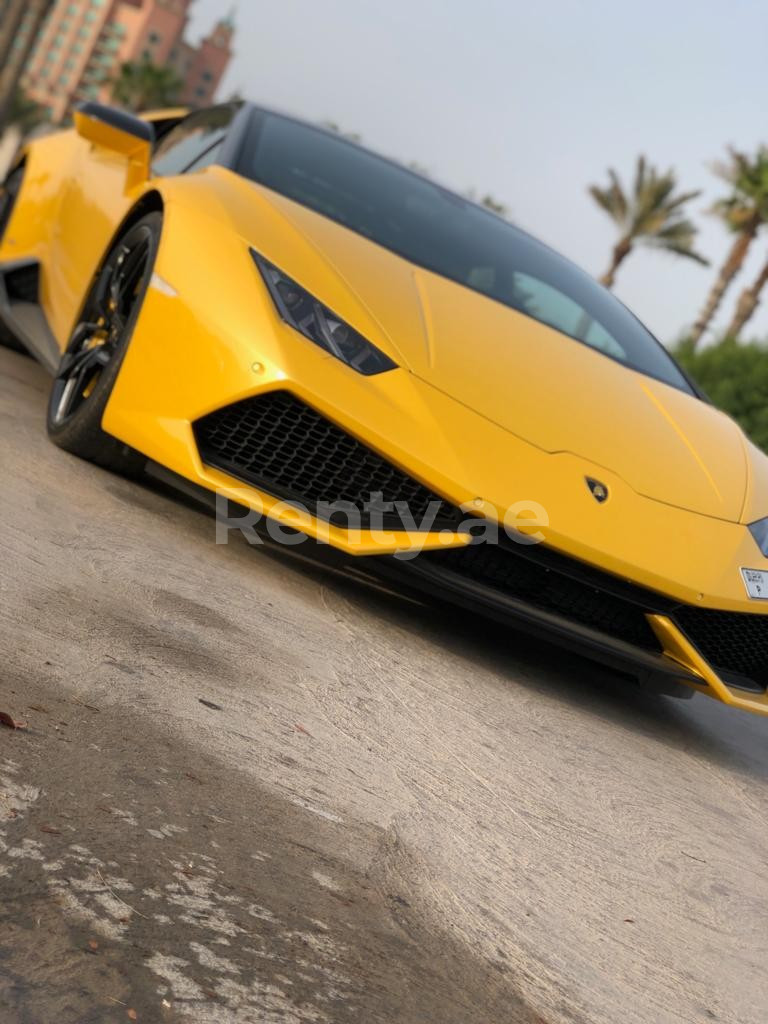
[245, 184, 757, 524]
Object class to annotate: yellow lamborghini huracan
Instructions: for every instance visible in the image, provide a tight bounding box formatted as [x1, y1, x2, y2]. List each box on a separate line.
[2, 100, 768, 715]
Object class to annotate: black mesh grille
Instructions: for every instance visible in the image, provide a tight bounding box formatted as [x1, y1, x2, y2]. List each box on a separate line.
[194, 391, 463, 529]
[5, 263, 38, 303]
[421, 542, 662, 651]
[673, 607, 768, 692]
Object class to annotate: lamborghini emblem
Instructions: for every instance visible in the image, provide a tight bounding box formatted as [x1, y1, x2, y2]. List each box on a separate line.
[586, 478, 609, 503]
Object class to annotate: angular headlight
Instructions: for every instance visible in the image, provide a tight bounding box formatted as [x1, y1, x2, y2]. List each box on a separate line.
[749, 517, 768, 557]
[251, 250, 397, 376]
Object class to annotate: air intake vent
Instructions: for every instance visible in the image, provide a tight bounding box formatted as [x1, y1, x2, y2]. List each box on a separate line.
[193, 390, 463, 530]
[673, 607, 768, 693]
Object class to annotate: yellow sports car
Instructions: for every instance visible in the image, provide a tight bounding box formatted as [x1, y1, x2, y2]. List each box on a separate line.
[2, 101, 768, 715]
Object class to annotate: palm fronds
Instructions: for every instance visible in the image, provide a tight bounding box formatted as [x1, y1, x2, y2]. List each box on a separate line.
[589, 156, 706, 286]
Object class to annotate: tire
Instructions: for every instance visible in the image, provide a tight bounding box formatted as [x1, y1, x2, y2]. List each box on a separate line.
[0, 166, 30, 356]
[46, 211, 162, 476]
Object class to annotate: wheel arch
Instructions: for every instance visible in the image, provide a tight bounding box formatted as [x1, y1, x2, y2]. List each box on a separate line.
[72, 189, 165, 320]
[111, 188, 165, 239]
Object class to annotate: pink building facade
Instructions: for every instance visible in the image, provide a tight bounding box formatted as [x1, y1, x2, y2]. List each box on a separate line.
[18, 0, 233, 123]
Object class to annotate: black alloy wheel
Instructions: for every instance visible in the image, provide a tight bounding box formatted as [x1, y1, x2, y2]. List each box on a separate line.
[46, 211, 162, 474]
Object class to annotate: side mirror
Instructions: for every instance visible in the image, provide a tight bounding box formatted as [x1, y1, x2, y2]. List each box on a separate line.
[74, 103, 155, 188]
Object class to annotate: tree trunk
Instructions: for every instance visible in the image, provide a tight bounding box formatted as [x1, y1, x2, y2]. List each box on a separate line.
[689, 224, 758, 348]
[599, 237, 632, 289]
[724, 256, 768, 339]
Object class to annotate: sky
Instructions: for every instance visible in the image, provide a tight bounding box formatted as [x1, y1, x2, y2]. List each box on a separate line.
[188, 0, 768, 345]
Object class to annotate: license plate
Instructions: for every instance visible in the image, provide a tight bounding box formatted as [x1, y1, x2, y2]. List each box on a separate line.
[741, 568, 768, 599]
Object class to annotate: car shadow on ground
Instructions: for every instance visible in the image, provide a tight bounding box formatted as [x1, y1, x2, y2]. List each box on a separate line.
[115, 469, 768, 785]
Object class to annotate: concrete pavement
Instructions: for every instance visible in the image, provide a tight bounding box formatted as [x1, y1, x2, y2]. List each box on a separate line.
[1, 345, 767, 1023]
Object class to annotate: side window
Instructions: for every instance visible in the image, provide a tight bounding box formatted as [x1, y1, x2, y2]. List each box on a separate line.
[151, 105, 237, 177]
[511, 272, 628, 360]
[185, 139, 226, 174]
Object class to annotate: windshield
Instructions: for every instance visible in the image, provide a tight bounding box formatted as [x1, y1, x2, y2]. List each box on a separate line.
[239, 111, 694, 395]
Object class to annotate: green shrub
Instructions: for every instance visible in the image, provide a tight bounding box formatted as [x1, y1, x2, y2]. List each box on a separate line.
[674, 338, 768, 453]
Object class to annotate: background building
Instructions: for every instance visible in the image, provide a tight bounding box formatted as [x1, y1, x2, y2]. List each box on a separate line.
[0, 0, 55, 126]
[8, 0, 233, 123]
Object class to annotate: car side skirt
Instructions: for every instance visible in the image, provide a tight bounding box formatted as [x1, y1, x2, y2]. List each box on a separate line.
[0, 259, 60, 373]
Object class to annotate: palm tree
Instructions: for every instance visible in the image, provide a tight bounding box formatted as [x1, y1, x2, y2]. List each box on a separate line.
[589, 156, 706, 288]
[322, 121, 361, 143]
[689, 146, 768, 347]
[463, 187, 509, 217]
[724, 253, 768, 338]
[110, 60, 183, 114]
[479, 194, 508, 217]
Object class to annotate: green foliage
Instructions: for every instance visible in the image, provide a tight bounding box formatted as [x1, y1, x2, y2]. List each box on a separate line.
[463, 187, 509, 217]
[322, 121, 361, 143]
[478, 193, 508, 217]
[407, 159, 431, 177]
[7, 88, 47, 132]
[710, 146, 768, 233]
[675, 337, 768, 451]
[109, 60, 183, 113]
